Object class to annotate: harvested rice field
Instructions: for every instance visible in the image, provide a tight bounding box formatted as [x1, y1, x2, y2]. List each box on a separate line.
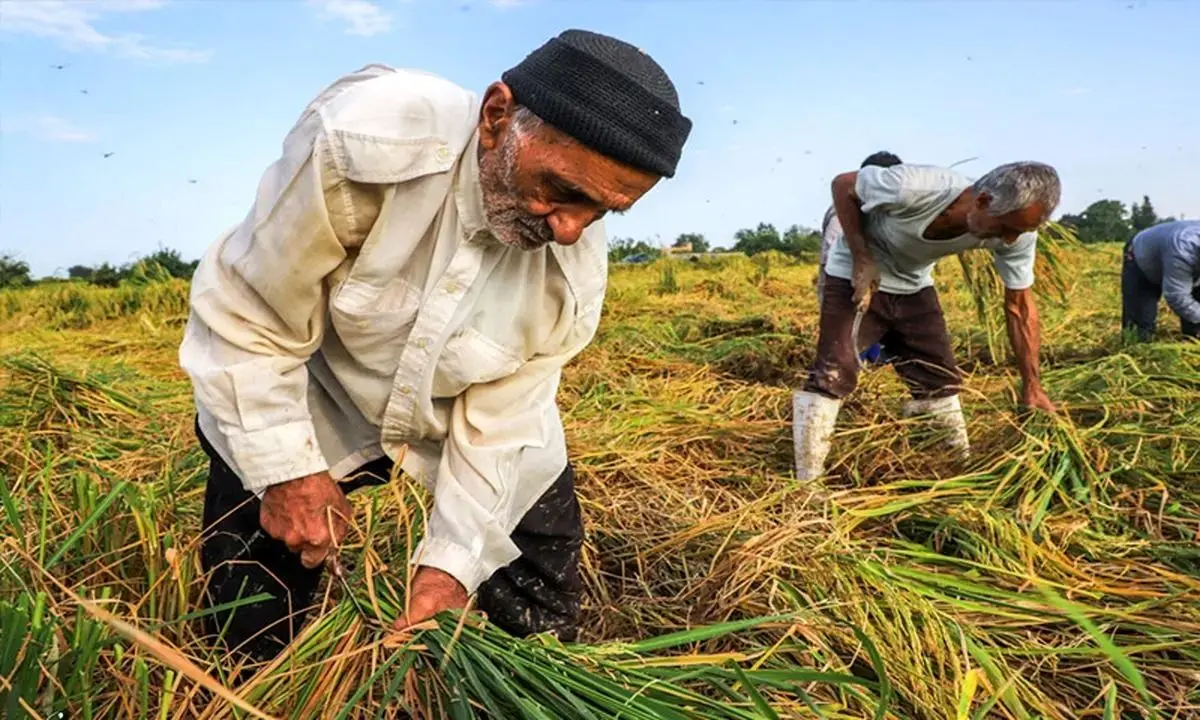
[1, 241, 1197, 719]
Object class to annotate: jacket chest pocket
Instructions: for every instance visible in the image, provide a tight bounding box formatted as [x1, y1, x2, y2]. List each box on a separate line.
[433, 326, 524, 398]
[330, 277, 421, 375]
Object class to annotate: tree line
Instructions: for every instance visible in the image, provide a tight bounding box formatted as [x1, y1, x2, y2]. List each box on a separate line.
[1059, 195, 1182, 244]
[0, 248, 199, 290]
[609, 224, 823, 263]
[0, 194, 1187, 289]
[607, 194, 1185, 264]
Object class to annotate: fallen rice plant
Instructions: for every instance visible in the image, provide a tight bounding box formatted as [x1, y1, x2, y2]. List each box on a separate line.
[1, 244, 1196, 718]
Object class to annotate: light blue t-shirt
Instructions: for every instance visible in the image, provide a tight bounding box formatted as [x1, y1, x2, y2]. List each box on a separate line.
[824, 164, 1038, 295]
[1131, 220, 1200, 325]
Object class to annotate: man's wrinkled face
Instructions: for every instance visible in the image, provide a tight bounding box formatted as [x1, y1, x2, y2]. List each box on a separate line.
[967, 197, 1048, 244]
[478, 124, 554, 250]
[476, 84, 660, 251]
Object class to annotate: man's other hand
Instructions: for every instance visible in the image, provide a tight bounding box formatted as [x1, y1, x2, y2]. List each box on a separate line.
[850, 250, 880, 312]
[392, 566, 469, 631]
[259, 472, 353, 569]
[1019, 384, 1057, 414]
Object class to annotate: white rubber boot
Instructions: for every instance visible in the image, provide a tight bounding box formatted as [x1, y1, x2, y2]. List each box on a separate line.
[792, 391, 842, 481]
[902, 395, 970, 459]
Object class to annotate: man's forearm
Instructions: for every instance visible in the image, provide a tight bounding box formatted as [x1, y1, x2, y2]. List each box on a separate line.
[1004, 288, 1043, 389]
[1164, 291, 1200, 327]
[1161, 269, 1200, 327]
[831, 172, 868, 260]
[1163, 244, 1200, 325]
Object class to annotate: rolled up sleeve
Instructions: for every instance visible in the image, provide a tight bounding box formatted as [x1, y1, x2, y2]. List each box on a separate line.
[412, 302, 600, 593]
[992, 231, 1038, 291]
[179, 124, 366, 494]
[1162, 234, 1200, 325]
[855, 166, 907, 213]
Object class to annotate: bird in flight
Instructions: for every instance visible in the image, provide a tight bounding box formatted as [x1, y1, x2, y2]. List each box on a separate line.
[103, 152, 115, 159]
[50, 64, 69, 70]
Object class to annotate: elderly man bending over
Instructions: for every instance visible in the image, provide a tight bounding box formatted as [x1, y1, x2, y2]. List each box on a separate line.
[1121, 220, 1200, 341]
[793, 161, 1062, 480]
[180, 29, 691, 661]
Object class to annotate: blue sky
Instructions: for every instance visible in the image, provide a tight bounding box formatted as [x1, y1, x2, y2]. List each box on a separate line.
[2, 0, 1197, 277]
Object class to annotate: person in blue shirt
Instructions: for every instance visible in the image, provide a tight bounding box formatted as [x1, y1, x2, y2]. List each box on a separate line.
[1121, 220, 1200, 341]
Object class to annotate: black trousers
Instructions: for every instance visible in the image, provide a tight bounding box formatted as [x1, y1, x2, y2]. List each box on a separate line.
[1121, 243, 1200, 341]
[196, 422, 584, 662]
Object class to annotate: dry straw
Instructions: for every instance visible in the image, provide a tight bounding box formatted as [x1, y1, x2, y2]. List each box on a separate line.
[1, 229, 1197, 718]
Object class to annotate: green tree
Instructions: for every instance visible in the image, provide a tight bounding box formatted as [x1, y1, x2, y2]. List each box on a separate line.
[608, 237, 661, 263]
[782, 224, 821, 255]
[1130, 195, 1159, 233]
[0, 253, 33, 289]
[90, 262, 125, 288]
[141, 247, 199, 279]
[732, 223, 783, 255]
[124, 258, 175, 286]
[61, 248, 198, 287]
[672, 232, 709, 253]
[1059, 199, 1132, 244]
[67, 265, 95, 281]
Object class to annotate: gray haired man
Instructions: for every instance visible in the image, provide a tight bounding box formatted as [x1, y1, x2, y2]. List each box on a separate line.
[793, 161, 1062, 481]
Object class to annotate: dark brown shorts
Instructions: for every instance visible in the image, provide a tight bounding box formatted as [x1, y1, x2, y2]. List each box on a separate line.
[804, 276, 962, 400]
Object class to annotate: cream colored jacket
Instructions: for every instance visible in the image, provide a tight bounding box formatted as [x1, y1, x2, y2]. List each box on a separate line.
[179, 64, 607, 592]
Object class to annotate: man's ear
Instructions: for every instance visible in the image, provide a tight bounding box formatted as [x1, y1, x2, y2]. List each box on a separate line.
[479, 82, 516, 151]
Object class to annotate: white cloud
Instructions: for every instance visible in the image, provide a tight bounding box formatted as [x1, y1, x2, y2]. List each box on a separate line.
[310, 0, 393, 37]
[0, 0, 210, 63]
[456, 0, 534, 9]
[5, 116, 97, 143]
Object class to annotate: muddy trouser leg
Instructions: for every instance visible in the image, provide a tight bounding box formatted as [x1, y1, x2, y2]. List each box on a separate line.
[196, 422, 393, 665]
[795, 277, 887, 479]
[475, 464, 584, 641]
[802, 276, 887, 400]
[1121, 245, 1161, 342]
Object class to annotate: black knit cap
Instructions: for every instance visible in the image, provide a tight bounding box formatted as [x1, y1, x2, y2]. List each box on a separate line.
[501, 29, 692, 178]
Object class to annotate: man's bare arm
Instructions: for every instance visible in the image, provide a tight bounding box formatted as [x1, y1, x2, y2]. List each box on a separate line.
[832, 172, 868, 263]
[831, 171, 878, 310]
[1004, 287, 1055, 412]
